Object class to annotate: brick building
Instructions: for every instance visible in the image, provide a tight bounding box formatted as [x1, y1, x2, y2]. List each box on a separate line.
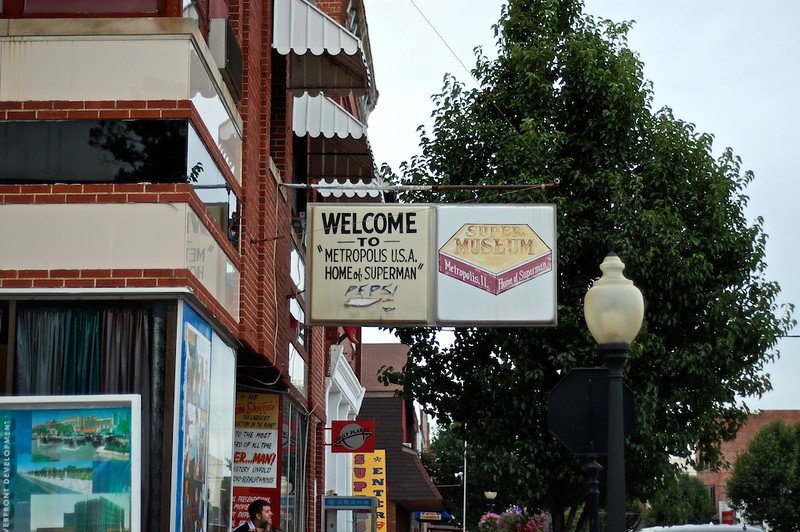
[697, 410, 800, 518]
[0, 0, 380, 530]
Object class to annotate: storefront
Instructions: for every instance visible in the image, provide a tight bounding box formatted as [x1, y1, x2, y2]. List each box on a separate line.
[0, 297, 240, 531]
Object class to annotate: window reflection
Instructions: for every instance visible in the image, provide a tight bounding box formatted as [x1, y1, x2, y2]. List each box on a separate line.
[206, 333, 236, 531]
[0, 120, 187, 183]
[289, 300, 306, 347]
[290, 247, 306, 292]
[187, 126, 240, 248]
[190, 49, 242, 181]
[281, 401, 307, 532]
[0, 119, 240, 249]
[288, 345, 307, 397]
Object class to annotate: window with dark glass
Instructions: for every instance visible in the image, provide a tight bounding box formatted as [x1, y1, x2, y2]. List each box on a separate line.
[23, 0, 160, 14]
[280, 400, 307, 532]
[0, 119, 240, 247]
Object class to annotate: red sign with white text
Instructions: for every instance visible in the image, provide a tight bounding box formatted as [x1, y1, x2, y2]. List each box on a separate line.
[331, 420, 375, 453]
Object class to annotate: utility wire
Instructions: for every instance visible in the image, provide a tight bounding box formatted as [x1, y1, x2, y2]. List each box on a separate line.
[406, 0, 562, 188]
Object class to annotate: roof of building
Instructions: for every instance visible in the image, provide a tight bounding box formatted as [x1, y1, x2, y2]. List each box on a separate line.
[360, 343, 408, 394]
[359, 396, 443, 512]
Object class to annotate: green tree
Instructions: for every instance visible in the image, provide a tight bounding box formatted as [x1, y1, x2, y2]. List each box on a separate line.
[381, 0, 794, 529]
[421, 423, 469, 526]
[727, 420, 800, 530]
[644, 471, 716, 526]
[422, 422, 527, 529]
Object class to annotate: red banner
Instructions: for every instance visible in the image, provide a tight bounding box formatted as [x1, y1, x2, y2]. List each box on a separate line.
[331, 420, 375, 453]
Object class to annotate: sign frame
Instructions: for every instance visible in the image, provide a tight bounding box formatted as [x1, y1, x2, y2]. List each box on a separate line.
[0, 394, 142, 532]
[307, 203, 558, 327]
[330, 420, 376, 453]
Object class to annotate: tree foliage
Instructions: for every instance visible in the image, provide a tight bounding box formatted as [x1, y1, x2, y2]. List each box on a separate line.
[643, 471, 716, 527]
[727, 420, 800, 530]
[381, 0, 794, 529]
[421, 423, 471, 527]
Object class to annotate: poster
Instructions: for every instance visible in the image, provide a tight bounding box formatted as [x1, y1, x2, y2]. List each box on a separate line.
[175, 304, 213, 532]
[0, 395, 140, 532]
[353, 450, 387, 531]
[231, 392, 281, 529]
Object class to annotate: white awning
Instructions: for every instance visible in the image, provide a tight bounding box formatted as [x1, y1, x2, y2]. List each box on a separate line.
[293, 92, 365, 139]
[293, 93, 374, 180]
[274, 0, 370, 95]
[315, 178, 383, 199]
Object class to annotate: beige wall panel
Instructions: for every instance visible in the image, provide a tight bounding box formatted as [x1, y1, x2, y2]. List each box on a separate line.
[185, 210, 240, 320]
[0, 203, 187, 269]
[0, 39, 189, 101]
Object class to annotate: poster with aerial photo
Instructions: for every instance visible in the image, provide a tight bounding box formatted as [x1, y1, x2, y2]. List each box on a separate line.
[0, 395, 141, 532]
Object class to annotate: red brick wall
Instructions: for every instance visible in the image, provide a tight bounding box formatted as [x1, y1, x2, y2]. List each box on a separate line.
[316, 1, 344, 23]
[697, 410, 800, 506]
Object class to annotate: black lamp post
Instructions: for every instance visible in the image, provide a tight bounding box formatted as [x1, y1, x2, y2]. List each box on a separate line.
[584, 251, 644, 532]
[483, 491, 497, 513]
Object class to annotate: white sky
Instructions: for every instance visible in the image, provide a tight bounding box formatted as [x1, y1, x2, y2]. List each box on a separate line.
[361, 0, 799, 410]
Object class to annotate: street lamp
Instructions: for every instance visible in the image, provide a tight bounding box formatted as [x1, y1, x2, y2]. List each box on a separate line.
[483, 491, 497, 512]
[584, 251, 644, 532]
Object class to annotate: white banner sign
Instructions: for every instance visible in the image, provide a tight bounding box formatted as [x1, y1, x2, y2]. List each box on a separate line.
[308, 204, 431, 323]
[307, 203, 557, 326]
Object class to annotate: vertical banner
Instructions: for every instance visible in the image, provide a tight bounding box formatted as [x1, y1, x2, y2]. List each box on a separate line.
[231, 393, 281, 530]
[353, 450, 387, 530]
[175, 304, 213, 532]
[0, 395, 140, 532]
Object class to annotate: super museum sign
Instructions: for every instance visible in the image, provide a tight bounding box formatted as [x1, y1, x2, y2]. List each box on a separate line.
[307, 204, 557, 326]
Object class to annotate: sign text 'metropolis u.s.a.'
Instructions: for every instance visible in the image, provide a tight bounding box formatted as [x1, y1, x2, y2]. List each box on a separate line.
[307, 203, 557, 326]
[308, 204, 431, 323]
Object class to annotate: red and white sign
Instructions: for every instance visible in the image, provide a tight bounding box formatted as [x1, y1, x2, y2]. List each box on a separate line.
[331, 420, 375, 453]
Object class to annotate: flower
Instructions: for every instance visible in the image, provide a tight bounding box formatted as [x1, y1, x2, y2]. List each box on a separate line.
[477, 506, 551, 532]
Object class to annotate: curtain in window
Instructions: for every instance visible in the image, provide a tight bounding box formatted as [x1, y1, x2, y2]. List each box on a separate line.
[13, 302, 164, 531]
[62, 308, 101, 394]
[100, 306, 157, 530]
[14, 307, 66, 394]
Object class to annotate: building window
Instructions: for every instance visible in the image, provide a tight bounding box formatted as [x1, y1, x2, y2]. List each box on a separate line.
[21, 0, 160, 15]
[1, 299, 174, 531]
[288, 344, 307, 397]
[0, 120, 188, 183]
[200, 322, 237, 531]
[288, 241, 308, 396]
[709, 485, 717, 506]
[281, 400, 307, 532]
[0, 119, 240, 247]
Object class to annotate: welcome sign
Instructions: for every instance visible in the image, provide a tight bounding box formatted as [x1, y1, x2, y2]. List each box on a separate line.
[308, 203, 557, 326]
[308, 205, 431, 323]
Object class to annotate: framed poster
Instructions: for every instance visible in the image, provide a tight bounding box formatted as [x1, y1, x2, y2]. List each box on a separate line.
[231, 392, 282, 530]
[173, 303, 213, 532]
[0, 394, 141, 532]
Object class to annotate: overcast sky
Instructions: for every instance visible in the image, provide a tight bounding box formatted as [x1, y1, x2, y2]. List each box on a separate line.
[361, 0, 799, 411]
